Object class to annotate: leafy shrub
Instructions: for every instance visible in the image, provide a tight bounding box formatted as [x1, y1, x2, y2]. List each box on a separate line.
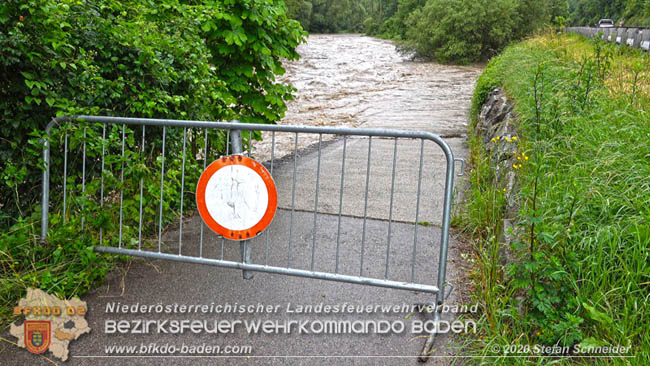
[0, 0, 304, 327]
[0, 0, 305, 229]
[402, 0, 519, 64]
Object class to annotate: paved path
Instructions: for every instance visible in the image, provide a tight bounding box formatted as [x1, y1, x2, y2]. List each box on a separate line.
[2, 138, 470, 366]
[1, 34, 478, 366]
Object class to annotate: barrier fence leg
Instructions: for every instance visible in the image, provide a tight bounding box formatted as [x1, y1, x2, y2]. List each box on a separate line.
[230, 122, 254, 280]
[419, 309, 440, 362]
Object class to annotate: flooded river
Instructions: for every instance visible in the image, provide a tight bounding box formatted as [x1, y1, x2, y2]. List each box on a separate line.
[254, 34, 482, 161]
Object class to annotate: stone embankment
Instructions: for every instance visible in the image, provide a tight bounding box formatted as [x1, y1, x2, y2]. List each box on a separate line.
[474, 88, 522, 262]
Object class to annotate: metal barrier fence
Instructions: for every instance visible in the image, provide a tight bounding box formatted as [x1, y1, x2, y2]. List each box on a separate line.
[41, 115, 460, 360]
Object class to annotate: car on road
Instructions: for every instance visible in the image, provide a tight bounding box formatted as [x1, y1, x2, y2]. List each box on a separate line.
[598, 19, 615, 28]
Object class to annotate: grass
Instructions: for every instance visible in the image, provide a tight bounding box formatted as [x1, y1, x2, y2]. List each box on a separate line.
[459, 31, 650, 365]
[0, 215, 115, 329]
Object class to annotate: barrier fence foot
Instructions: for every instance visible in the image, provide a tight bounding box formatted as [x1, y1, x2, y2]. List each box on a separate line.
[418, 310, 440, 362]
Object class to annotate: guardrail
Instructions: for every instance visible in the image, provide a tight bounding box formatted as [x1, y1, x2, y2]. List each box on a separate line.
[566, 27, 650, 52]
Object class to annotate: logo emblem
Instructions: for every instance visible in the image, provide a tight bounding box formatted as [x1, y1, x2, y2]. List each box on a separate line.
[25, 320, 51, 354]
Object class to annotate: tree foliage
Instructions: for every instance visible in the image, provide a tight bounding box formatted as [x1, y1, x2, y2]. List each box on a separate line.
[285, 0, 372, 33]
[382, 0, 568, 64]
[568, 0, 650, 27]
[402, 0, 519, 64]
[0, 0, 305, 228]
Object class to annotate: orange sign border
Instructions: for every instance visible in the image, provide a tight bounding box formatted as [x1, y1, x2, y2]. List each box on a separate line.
[25, 320, 51, 354]
[196, 155, 277, 241]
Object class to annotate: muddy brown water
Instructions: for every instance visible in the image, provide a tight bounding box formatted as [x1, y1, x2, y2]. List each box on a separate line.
[253, 34, 482, 162]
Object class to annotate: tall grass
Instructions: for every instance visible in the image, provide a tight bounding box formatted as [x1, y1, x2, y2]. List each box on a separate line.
[460, 32, 650, 365]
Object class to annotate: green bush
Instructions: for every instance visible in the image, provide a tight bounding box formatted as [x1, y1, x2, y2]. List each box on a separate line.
[0, 0, 304, 327]
[0, 0, 304, 229]
[402, 0, 519, 64]
[364, 0, 568, 64]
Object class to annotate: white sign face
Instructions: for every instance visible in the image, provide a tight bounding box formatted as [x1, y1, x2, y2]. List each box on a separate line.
[642, 41, 650, 50]
[203, 165, 269, 231]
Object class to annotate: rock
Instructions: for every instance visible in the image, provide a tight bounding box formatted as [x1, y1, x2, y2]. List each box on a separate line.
[498, 219, 515, 266]
[475, 87, 524, 267]
[477, 88, 514, 143]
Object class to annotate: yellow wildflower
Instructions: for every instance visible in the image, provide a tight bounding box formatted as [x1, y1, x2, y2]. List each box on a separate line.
[512, 136, 518, 141]
[491, 137, 496, 143]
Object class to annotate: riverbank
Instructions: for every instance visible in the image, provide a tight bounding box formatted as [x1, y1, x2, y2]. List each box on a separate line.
[460, 32, 649, 364]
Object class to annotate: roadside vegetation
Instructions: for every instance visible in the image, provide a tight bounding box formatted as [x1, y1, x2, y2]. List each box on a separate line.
[569, 0, 650, 27]
[461, 31, 649, 364]
[0, 0, 304, 329]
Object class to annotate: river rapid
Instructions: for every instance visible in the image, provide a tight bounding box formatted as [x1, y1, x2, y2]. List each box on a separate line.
[254, 34, 482, 161]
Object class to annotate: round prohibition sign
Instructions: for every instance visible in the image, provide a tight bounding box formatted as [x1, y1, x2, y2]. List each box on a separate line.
[196, 155, 277, 241]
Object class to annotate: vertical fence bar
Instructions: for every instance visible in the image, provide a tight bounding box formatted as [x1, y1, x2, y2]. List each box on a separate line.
[230, 124, 243, 153]
[411, 139, 425, 283]
[62, 134, 68, 223]
[360, 137, 372, 276]
[158, 127, 166, 253]
[248, 130, 252, 158]
[335, 136, 347, 273]
[436, 138, 455, 305]
[41, 125, 51, 241]
[100, 124, 106, 245]
[226, 130, 230, 156]
[265, 131, 276, 266]
[138, 126, 145, 251]
[81, 128, 86, 231]
[118, 124, 126, 248]
[199, 129, 208, 258]
[288, 132, 298, 268]
[311, 134, 323, 271]
[178, 127, 187, 255]
[385, 137, 398, 279]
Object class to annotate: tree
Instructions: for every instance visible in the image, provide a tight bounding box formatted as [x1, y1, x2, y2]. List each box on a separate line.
[403, 0, 519, 64]
[0, 0, 305, 228]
